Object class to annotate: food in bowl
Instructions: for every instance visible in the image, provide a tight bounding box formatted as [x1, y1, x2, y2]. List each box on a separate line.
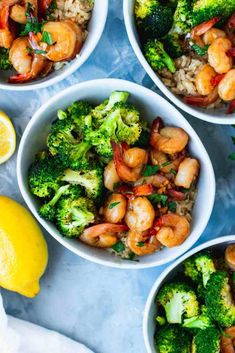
[0, 0, 94, 83]
[153, 243, 235, 353]
[27, 91, 200, 260]
[134, 0, 235, 114]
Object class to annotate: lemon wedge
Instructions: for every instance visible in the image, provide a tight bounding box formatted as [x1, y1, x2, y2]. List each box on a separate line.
[0, 196, 48, 297]
[0, 111, 16, 165]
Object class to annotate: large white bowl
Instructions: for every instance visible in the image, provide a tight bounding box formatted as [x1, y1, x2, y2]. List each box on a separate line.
[0, 0, 108, 91]
[123, 0, 235, 125]
[143, 235, 235, 353]
[17, 78, 215, 269]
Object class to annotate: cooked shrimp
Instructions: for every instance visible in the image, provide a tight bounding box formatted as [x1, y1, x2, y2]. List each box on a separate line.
[125, 197, 155, 232]
[80, 223, 128, 248]
[10, 0, 37, 24]
[175, 157, 200, 189]
[8, 37, 46, 82]
[150, 149, 185, 174]
[221, 326, 235, 353]
[202, 28, 226, 45]
[218, 69, 235, 101]
[134, 174, 168, 188]
[184, 87, 219, 107]
[103, 193, 127, 224]
[225, 244, 235, 271]
[150, 118, 189, 154]
[191, 16, 221, 47]
[43, 20, 83, 62]
[104, 160, 121, 191]
[208, 37, 233, 74]
[112, 142, 147, 182]
[155, 214, 190, 248]
[195, 64, 217, 96]
[0, 5, 15, 48]
[127, 230, 161, 256]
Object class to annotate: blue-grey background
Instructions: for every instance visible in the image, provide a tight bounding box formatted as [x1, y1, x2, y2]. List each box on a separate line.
[1, 1, 235, 352]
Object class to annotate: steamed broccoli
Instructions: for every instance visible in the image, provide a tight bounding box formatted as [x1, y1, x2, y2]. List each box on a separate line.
[55, 197, 96, 237]
[91, 91, 129, 128]
[157, 282, 199, 324]
[156, 325, 191, 353]
[183, 252, 216, 287]
[205, 271, 235, 327]
[0, 48, 12, 70]
[171, 0, 192, 34]
[192, 328, 220, 353]
[86, 102, 142, 160]
[47, 118, 92, 170]
[28, 155, 64, 198]
[62, 166, 103, 199]
[163, 34, 184, 59]
[183, 305, 214, 330]
[135, 0, 174, 39]
[192, 0, 235, 26]
[39, 185, 83, 221]
[144, 40, 176, 73]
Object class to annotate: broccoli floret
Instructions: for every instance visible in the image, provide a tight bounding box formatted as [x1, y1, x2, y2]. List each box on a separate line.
[91, 91, 129, 128]
[157, 282, 199, 324]
[192, 0, 235, 26]
[156, 316, 167, 326]
[67, 101, 92, 125]
[0, 48, 12, 70]
[196, 283, 206, 302]
[28, 155, 64, 198]
[205, 271, 235, 327]
[135, 0, 174, 39]
[183, 252, 216, 287]
[192, 328, 220, 353]
[47, 118, 92, 170]
[183, 305, 214, 330]
[156, 325, 191, 353]
[87, 102, 142, 160]
[144, 40, 176, 73]
[39, 185, 83, 221]
[163, 34, 184, 59]
[171, 0, 192, 34]
[55, 197, 96, 237]
[62, 166, 103, 199]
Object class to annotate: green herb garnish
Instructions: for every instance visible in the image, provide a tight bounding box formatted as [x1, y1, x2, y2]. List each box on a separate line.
[168, 201, 177, 212]
[170, 168, 177, 175]
[112, 241, 125, 253]
[148, 193, 168, 206]
[142, 164, 160, 177]
[34, 49, 47, 54]
[137, 241, 145, 247]
[42, 31, 54, 45]
[20, 3, 44, 36]
[108, 202, 120, 209]
[192, 43, 209, 56]
[161, 161, 171, 168]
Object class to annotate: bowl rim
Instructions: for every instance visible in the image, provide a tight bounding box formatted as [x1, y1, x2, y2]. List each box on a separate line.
[143, 234, 235, 353]
[0, 0, 108, 91]
[17, 78, 215, 269]
[123, 0, 235, 125]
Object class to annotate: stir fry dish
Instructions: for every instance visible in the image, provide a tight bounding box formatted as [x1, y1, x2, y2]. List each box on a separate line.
[0, 0, 94, 83]
[28, 91, 200, 260]
[135, 0, 235, 114]
[155, 244, 235, 353]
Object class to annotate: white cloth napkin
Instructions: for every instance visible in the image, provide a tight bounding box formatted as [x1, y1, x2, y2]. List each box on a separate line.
[0, 294, 94, 353]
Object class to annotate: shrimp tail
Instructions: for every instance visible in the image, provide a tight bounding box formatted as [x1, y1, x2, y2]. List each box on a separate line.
[82, 223, 129, 238]
[8, 72, 32, 83]
[184, 88, 219, 107]
[150, 117, 163, 148]
[191, 16, 221, 37]
[0, 5, 9, 29]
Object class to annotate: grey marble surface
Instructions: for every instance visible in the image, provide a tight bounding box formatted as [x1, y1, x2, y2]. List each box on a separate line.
[1, 1, 235, 353]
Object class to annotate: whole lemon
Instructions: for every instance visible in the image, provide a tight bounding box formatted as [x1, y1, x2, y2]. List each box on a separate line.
[0, 196, 48, 297]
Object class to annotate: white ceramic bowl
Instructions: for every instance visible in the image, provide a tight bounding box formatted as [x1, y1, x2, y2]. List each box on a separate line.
[17, 78, 215, 269]
[143, 235, 235, 353]
[0, 0, 108, 91]
[123, 0, 235, 125]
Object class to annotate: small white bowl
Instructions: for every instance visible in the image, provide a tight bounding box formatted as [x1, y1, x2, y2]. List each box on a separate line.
[143, 235, 235, 353]
[17, 78, 215, 269]
[0, 0, 108, 91]
[123, 0, 235, 125]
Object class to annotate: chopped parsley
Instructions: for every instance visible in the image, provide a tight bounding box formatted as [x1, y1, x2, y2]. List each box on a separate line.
[42, 31, 54, 45]
[137, 241, 145, 247]
[142, 164, 160, 177]
[112, 241, 125, 253]
[20, 3, 44, 36]
[168, 201, 177, 212]
[108, 202, 120, 209]
[161, 161, 171, 168]
[192, 43, 209, 56]
[148, 193, 168, 206]
[170, 168, 177, 175]
[34, 49, 47, 54]
[46, 0, 57, 19]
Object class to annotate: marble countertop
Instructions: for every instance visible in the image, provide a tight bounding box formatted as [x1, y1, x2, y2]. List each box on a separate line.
[1, 1, 235, 353]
